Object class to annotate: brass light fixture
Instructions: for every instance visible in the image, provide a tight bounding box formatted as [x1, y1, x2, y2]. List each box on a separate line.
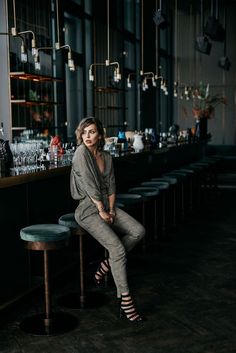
[19, 36, 27, 63]
[89, 0, 121, 83]
[33, 46, 55, 71]
[11, 0, 75, 72]
[33, 0, 76, 72]
[140, 0, 156, 91]
[11, 0, 37, 60]
[55, 0, 75, 72]
[127, 0, 167, 93]
[127, 0, 156, 90]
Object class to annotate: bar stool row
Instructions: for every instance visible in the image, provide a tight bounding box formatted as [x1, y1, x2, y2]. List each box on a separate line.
[18, 155, 221, 336]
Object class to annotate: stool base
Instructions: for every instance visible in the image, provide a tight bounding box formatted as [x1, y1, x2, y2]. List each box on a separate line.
[57, 291, 109, 309]
[19, 312, 78, 336]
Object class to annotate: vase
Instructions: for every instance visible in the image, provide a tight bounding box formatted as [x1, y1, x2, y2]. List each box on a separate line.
[133, 134, 144, 153]
[195, 116, 208, 140]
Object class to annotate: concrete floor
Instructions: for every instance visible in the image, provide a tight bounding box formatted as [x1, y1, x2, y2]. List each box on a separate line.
[0, 174, 236, 353]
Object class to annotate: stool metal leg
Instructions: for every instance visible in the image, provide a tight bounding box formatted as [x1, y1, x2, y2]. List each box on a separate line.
[142, 201, 147, 251]
[79, 234, 85, 308]
[162, 194, 166, 234]
[154, 199, 158, 240]
[57, 231, 109, 310]
[173, 188, 177, 228]
[20, 249, 78, 336]
[44, 250, 51, 327]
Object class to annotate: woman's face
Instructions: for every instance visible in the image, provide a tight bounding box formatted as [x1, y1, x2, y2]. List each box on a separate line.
[81, 123, 101, 149]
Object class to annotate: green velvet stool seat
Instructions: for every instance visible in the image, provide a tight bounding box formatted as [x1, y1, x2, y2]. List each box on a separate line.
[115, 193, 144, 220]
[116, 193, 143, 206]
[128, 187, 160, 246]
[115, 201, 125, 209]
[58, 213, 109, 309]
[19, 224, 78, 336]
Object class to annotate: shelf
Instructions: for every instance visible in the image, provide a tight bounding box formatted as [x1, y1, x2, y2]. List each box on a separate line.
[95, 86, 124, 93]
[94, 105, 126, 110]
[10, 72, 63, 82]
[11, 99, 62, 106]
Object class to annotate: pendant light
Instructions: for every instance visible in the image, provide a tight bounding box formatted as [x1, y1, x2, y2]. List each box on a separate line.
[31, 0, 76, 72]
[89, 0, 121, 83]
[11, 0, 37, 60]
[218, 5, 230, 70]
[153, 0, 167, 94]
[205, 0, 225, 42]
[55, 0, 75, 71]
[195, 0, 212, 55]
[153, 0, 167, 29]
[127, 0, 167, 93]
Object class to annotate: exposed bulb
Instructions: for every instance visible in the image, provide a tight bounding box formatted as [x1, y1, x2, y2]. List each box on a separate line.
[127, 79, 132, 88]
[89, 68, 94, 81]
[11, 27, 17, 36]
[31, 38, 37, 56]
[20, 43, 27, 63]
[116, 72, 121, 81]
[68, 58, 75, 71]
[35, 60, 41, 71]
[152, 78, 157, 87]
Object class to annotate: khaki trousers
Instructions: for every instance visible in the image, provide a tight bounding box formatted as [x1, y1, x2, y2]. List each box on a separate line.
[76, 207, 145, 297]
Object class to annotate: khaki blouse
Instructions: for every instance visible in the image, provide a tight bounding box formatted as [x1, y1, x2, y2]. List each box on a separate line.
[70, 143, 116, 221]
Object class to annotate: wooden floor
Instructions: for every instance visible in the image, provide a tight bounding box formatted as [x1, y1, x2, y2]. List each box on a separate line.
[1, 174, 236, 353]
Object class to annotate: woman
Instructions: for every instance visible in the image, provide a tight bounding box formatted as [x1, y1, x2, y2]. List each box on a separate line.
[70, 117, 145, 323]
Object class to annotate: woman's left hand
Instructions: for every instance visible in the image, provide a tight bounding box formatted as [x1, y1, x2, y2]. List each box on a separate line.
[109, 213, 115, 224]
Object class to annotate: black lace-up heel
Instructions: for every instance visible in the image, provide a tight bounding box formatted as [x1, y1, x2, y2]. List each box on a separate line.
[94, 258, 110, 288]
[120, 294, 144, 323]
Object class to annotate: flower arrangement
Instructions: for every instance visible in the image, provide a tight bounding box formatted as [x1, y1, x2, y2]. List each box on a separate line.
[192, 82, 227, 120]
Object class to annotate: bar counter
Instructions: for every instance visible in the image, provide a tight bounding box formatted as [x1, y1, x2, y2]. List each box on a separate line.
[0, 143, 204, 309]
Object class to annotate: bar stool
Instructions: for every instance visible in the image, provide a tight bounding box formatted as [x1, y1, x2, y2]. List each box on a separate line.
[191, 160, 215, 190]
[172, 168, 195, 212]
[151, 177, 178, 229]
[58, 213, 109, 309]
[201, 156, 221, 188]
[116, 193, 143, 217]
[188, 162, 209, 201]
[163, 172, 188, 220]
[141, 181, 169, 234]
[116, 193, 144, 248]
[128, 186, 160, 246]
[19, 224, 78, 335]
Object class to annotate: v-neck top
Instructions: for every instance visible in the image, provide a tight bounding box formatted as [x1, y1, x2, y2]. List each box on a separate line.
[70, 143, 116, 221]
